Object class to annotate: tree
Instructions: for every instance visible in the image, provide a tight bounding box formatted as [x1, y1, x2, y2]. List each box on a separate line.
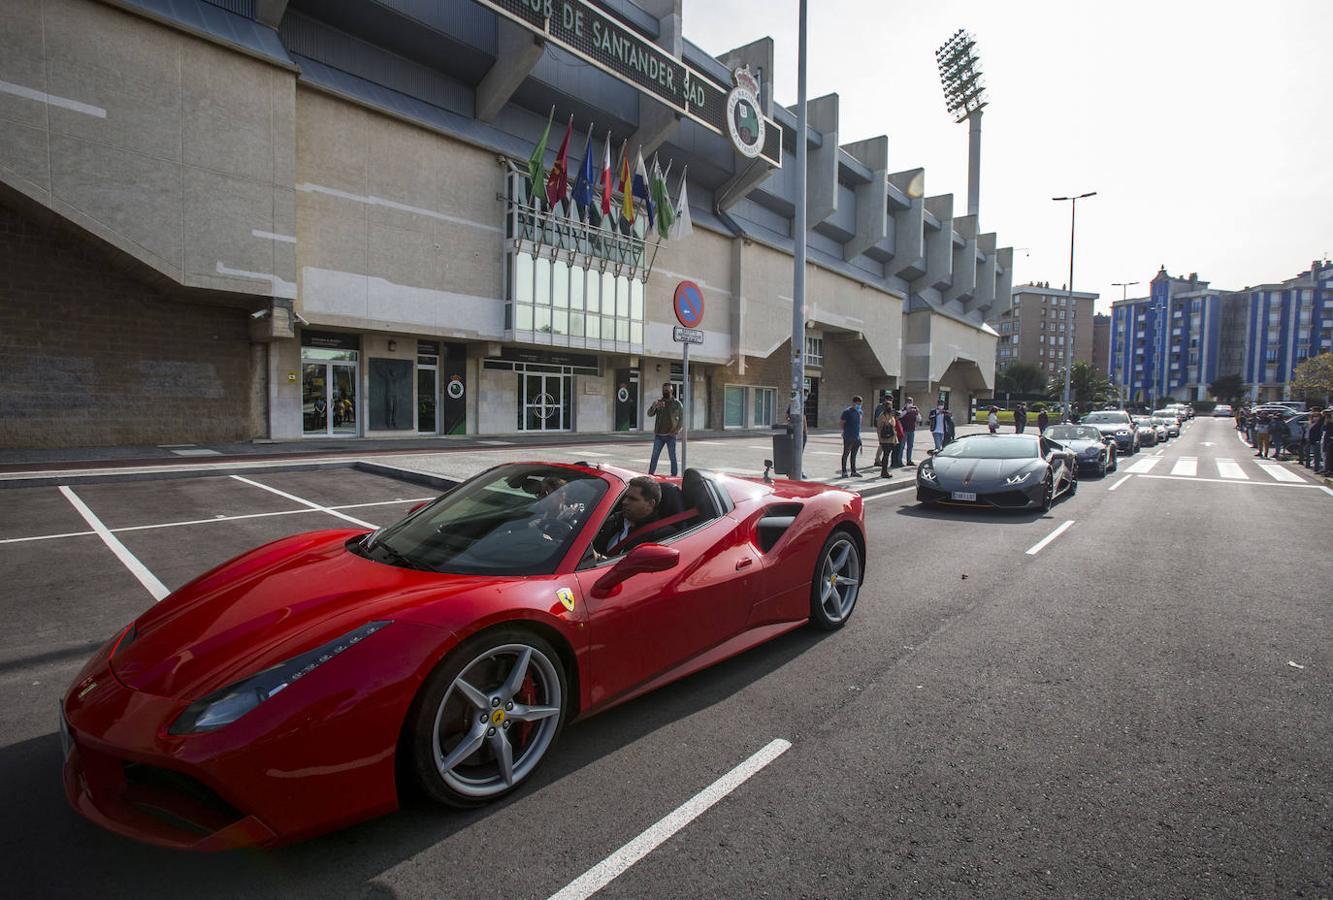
[1290, 352, 1333, 404]
[995, 362, 1048, 397]
[1047, 361, 1115, 409]
[1208, 374, 1249, 406]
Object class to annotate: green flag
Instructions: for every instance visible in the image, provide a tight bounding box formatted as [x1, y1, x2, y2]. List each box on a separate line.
[528, 109, 554, 205]
[651, 157, 673, 240]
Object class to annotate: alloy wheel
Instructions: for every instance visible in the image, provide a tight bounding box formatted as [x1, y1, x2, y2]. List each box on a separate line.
[818, 537, 861, 624]
[431, 643, 563, 799]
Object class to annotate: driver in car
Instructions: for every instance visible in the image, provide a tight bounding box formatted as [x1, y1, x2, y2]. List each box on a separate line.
[593, 476, 663, 557]
[527, 477, 592, 541]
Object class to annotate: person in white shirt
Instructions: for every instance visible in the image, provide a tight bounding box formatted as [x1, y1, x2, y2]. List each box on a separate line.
[987, 406, 999, 434]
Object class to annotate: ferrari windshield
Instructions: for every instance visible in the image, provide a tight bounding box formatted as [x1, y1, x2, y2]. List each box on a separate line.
[1082, 411, 1132, 425]
[1045, 425, 1102, 442]
[358, 464, 608, 576]
[935, 436, 1039, 460]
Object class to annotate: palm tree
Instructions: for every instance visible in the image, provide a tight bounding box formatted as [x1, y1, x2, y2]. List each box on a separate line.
[1047, 362, 1115, 410]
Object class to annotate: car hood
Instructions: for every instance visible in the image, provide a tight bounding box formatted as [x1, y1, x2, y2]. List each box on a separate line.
[1090, 423, 1132, 435]
[928, 456, 1043, 487]
[1062, 439, 1104, 453]
[113, 530, 495, 699]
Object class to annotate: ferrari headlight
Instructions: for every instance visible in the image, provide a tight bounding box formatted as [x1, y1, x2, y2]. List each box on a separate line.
[917, 465, 938, 482]
[1005, 471, 1033, 485]
[169, 621, 393, 734]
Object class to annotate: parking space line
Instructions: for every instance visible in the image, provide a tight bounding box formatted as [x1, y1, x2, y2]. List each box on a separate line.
[1107, 474, 1133, 491]
[59, 487, 170, 601]
[0, 497, 434, 546]
[547, 739, 792, 900]
[229, 476, 377, 528]
[863, 486, 917, 501]
[1025, 520, 1074, 556]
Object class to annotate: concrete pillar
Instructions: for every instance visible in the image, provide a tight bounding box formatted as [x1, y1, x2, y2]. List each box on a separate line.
[842, 136, 888, 260]
[476, 19, 546, 122]
[945, 214, 977, 304]
[887, 169, 925, 280]
[969, 233, 997, 316]
[720, 38, 775, 117]
[917, 195, 954, 293]
[794, 93, 839, 225]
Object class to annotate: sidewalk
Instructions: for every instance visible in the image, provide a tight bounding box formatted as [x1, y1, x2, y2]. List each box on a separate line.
[0, 424, 988, 495]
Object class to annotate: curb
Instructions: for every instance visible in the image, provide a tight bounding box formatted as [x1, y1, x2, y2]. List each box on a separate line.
[352, 461, 460, 493]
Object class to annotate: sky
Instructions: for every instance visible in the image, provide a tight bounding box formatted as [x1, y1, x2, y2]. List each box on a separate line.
[681, 0, 1333, 314]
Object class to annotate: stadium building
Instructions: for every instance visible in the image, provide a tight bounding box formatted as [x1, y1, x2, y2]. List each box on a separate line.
[1, 0, 1012, 447]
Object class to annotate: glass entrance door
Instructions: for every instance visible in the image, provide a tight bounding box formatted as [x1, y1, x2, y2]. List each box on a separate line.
[519, 373, 571, 431]
[303, 362, 358, 436]
[417, 365, 438, 433]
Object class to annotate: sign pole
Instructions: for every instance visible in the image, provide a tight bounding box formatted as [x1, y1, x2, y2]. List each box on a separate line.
[682, 342, 690, 472]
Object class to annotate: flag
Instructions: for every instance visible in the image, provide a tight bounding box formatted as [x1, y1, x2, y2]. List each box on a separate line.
[651, 157, 673, 240]
[618, 141, 634, 229]
[527, 108, 553, 206]
[545, 115, 573, 211]
[599, 131, 613, 218]
[571, 124, 595, 221]
[669, 168, 693, 241]
[632, 147, 654, 228]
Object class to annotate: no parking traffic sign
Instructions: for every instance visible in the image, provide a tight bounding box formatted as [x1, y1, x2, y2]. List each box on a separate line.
[674, 281, 704, 329]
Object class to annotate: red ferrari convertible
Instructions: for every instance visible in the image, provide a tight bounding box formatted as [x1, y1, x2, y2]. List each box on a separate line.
[60, 462, 865, 849]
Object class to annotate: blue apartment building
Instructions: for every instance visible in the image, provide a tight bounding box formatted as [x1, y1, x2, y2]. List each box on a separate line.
[1111, 262, 1332, 405]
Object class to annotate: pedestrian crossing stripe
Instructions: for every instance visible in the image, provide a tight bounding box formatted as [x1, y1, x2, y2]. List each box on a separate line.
[1256, 462, 1306, 483]
[1215, 458, 1247, 480]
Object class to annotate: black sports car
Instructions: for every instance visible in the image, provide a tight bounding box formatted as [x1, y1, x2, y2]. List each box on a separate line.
[916, 434, 1076, 511]
[1080, 410, 1139, 455]
[1044, 424, 1118, 477]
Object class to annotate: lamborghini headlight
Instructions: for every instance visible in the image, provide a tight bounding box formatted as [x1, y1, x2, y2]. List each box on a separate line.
[1005, 471, 1033, 485]
[917, 465, 938, 482]
[169, 621, 393, 734]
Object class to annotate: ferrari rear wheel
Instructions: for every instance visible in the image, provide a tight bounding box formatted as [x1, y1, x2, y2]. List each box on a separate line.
[409, 630, 567, 807]
[809, 530, 861, 630]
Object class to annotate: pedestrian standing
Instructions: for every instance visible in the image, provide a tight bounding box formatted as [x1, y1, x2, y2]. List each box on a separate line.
[1306, 410, 1324, 471]
[987, 405, 999, 434]
[1270, 414, 1289, 461]
[1037, 409, 1050, 434]
[840, 395, 864, 477]
[891, 410, 907, 467]
[943, 408, 956, 446]
[875, 401, 898, 478]
[871, 392, 894, 470]
[1234, 407, 1245, 433]
[900, 398, 920, 465]
[929, 402, 948, 453]
[1253, 412, 1271, 458]
[1322, 407, 1333, 475]
[646, 383, 684, 476]
[1014, 403, 1028, 434]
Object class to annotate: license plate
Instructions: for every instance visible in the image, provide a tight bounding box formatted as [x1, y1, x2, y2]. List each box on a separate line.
[58, 706, 72, 759]
[951, 491, 977, 502]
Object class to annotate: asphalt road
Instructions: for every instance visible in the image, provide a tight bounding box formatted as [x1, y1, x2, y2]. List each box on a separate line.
[0, 417, 1328, 898]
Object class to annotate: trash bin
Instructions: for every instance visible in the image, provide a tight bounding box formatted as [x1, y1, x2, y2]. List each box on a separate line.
[771, 423, 794, 476]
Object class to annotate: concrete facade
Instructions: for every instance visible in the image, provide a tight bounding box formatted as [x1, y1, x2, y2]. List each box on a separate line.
[1, 0, 1011, 448]
[1092, 313, 1110, 376]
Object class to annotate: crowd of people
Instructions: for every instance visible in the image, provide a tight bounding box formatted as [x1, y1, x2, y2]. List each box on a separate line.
[831, 394, 954, 479]
[1233, 405, 1330, 474]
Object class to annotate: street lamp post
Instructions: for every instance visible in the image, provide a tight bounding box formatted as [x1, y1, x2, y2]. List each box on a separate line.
[1111, 280, 1139, 303]
[789, 0, 808, 480]
[1052, 192, 1096, 422]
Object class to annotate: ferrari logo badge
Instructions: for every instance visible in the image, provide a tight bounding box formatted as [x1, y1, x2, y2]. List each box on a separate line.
[556, 588, 576, 612]
[491, 708, 506, 726]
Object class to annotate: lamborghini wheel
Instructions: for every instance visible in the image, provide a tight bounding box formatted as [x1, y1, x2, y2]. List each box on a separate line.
[1040, 472, 1055, 512]
[809, 530, 861, 630]
[409, 629, 567, 807]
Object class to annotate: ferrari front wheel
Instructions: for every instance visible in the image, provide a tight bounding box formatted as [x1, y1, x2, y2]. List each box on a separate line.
[809, 530, 861, 631]
[408, 630, 567, 807]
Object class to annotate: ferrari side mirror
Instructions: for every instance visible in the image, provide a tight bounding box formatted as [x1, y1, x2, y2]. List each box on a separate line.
[592, 544, 680, 597]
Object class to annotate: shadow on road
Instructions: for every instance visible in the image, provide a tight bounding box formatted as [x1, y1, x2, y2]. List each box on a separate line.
[894, 502, 1054, 525]
[3, 626, 831, 899]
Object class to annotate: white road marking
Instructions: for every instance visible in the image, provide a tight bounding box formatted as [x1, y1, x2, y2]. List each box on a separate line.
[229, 476, 377, 528]
[251, 229, 297, 243]
[1215, 458, 1247, 479]
[547, 739, 792, 900]
[1321, 486, 1333, 498]
[1170, 457, 1198, 477]
[1026, 520, 1075, 556]
[1136, 473, 1319, 488]
[1127, 457, 1160, 474]
[1201, 441, 1214, 446]
[1107, 474, 1133, 491]
[1256, 463, 1306, 483]
[0, 498, 434, 547]
[59, 487, 170, 601]
[569, 451, 612, 457]
[862, 486, 917, 501]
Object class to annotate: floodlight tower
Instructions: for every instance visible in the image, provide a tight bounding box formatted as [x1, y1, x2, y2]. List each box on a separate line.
[936, 29, 988, 219]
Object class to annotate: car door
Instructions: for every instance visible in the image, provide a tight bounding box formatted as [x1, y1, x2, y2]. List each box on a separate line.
[1040, 437, 1069, 489]
[574, 515, 761, 710]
